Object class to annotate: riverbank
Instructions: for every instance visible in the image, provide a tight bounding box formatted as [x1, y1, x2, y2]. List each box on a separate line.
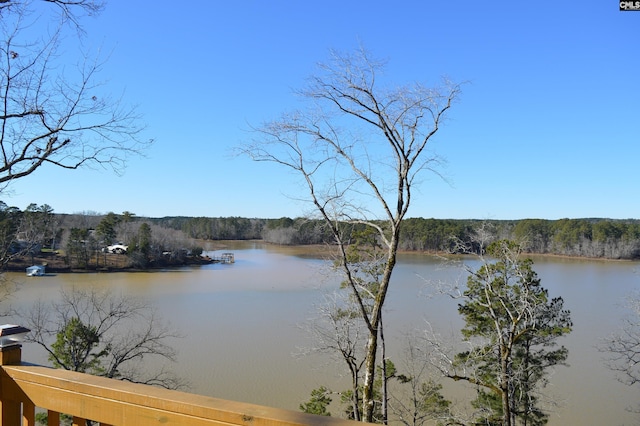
[6, 240, 634, 274]
[4, 251, 216, 273]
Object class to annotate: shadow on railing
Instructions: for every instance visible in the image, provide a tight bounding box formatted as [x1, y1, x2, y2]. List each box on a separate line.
[0, 343, 363, 426]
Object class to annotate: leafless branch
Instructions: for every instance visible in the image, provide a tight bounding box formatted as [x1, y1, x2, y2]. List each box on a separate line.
[23, 287, 186, 390]
[602, 291, 640, 390]
[0, 0, 150, 188]
[240, 46, 462, 422]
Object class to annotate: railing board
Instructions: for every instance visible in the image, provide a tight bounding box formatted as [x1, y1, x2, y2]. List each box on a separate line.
[1, 365, 363, 426]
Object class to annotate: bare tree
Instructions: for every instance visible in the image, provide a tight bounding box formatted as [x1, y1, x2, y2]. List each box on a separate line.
[0, 201, 22, 267]
[0, 1, 103, 18]
[24, 287, 186, 390]
[602, 291, 640, 413]
[300, 290, 368, 420]
[0, 0, 150, 190]
[388, 336, 453, 426]
[242, 47, 461, 422]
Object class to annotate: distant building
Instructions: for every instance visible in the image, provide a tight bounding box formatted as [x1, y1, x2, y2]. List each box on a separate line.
[26, 265, 45, 276]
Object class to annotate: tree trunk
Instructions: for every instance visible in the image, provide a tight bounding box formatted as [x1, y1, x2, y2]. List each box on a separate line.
[349, 361, 361, 422]
[362, 330, 379, 422]
[380, 314, 388, 425]
[501, 354, 512, 426]
[362, 241, 398, 422]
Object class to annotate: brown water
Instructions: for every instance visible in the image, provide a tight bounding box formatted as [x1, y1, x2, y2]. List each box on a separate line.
[5, 242, 638, 425]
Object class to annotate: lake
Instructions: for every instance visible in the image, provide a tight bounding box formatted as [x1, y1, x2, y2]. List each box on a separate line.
[4, 241, 638, 425]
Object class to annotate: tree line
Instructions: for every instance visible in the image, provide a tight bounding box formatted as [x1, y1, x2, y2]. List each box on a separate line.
[401, 217, 640, 259]
[0, 203, 207, 270]
[3, 202, 639, 268]
[155, 216, 640, 260]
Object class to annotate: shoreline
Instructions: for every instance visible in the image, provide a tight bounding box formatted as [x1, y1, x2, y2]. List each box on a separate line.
[6, 241, 637, 275]
[4, 253, 216, 274]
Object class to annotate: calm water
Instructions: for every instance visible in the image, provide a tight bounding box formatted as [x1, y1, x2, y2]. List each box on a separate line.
[4, 241, 639, 425]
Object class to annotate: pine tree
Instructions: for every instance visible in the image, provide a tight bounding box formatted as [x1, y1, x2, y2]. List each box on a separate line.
[451, 240, 572, 425]
[300, 386, 332, 416]
[49, 317, 108, 375]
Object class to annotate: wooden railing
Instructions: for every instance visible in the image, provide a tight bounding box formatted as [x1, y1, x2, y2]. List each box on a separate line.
[0, 345, 362, 426]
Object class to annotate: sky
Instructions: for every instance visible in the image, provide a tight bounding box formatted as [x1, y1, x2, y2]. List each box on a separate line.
[3, 1, 640, 220]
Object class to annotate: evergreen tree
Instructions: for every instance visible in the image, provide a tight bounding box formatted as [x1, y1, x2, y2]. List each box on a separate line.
[300, 386, 332, 416]
[450, 240, 571, 426]
[66, 228, 92, 268]
[49, 317, 107, 375]
[128, 222, 152, 268]
[96, 212, 121, 245]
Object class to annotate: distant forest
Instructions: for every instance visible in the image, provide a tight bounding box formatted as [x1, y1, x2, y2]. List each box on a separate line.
[3, 203, 638, 262]
[151, 216, 640, 260]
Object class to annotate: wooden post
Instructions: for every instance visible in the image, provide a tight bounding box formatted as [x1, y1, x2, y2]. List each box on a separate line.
[48, 410, 60, 426]
[72, 416, 87, 426]
[22, 398, 35, 426]
[0, 344, 23, 425]
[0, 345, 21, 366]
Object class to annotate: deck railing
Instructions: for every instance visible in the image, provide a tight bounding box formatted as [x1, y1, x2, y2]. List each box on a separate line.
[0, 344, 362, 426]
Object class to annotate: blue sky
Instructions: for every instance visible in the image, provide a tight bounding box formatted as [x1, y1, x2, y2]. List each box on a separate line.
[4, 1, 640, 220]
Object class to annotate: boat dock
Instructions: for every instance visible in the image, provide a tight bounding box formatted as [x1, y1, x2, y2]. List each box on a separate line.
[211, 252, 234, 264]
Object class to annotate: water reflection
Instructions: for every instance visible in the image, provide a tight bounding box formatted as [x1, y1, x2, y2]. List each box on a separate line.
[4, 242, 638, 425]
